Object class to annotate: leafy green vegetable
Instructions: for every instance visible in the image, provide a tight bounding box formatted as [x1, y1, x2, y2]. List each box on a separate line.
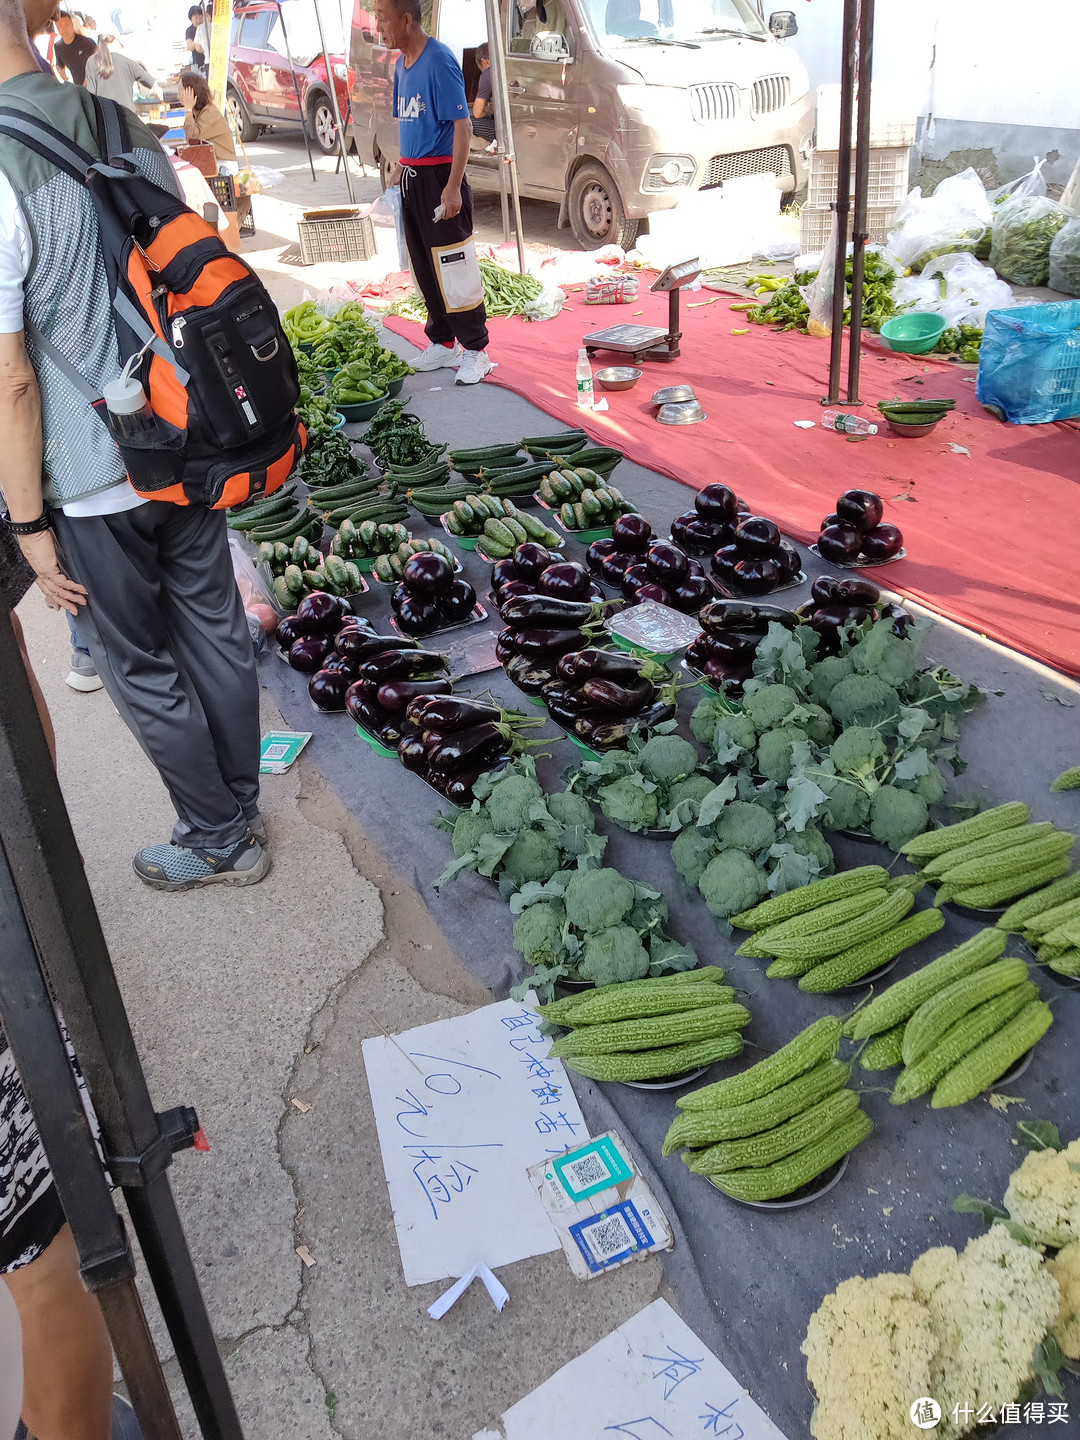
[597, 776, 659, 831]
[563, 868, 636, 933]
[698, 849, 770, 918]
[579, 924, 651, 985]
[714, 800, 777, 855]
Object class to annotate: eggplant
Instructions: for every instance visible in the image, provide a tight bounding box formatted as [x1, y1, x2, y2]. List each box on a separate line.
[515, 626, 590, 657]
[731, 557, 780, 595]
[494, 580, 535, 605]
[504, 653, 557, 695]
[346, 685, 389, 729]
[403, 550, 455, 595]
[390, 580, 410, 615]
[501, 594, 594, 629]
[703, 656, 754, 687]
[793, 601, 817, 622]
[557, 648, 644, 683]
[548, 696, 602, 729]
[835, 577, 881, 605]
[611, 513, 653, 554]
[496, 627, 518, 664]
[775, 540, 802, 581]
[687, 557, 706, 577]
[294, 591, 349, 634]
[820, 513, 842, 531]
[428, 722, 511, 775]
[308, 668, 351, 712]
[695, 483, 738, 524]
[811, 603, 874, 632]
[396, 594, 444, 635]
[378, 718, 407, 748]
[817, 523, 863, 564]
[882, 602, 913, 637]
[680, 518, 734, 555]
[438, 577, 477, 623]
[445, 765, 497, 806]
[586, 537, 616, 572]
[860, 523, 904, 561]
[621, 563, 652, 599]
[699, 629, 759, 663]
[406, 695, 502, 731]
[397, 733, 429, 771]
[575, 699, 676, 749]
[336, 630, 418, 661]
[587, 582, 606, 604]
[669, 513, 699, 550]
[646, 541, 690, 584]
[699, 600, 766, 635]
[376, 676, 453, 714]
[684, 639, 706, 669]
[490, 558, 520, 591]
[276, 616, 303, 649]
[581, 676, 657, 714]
[359, 649, 449, 680]
[513, 542, 555, 585]
[541, 678, 595, 711]
[600, 549, 636, 585]
[288, 634, 335, 672]
[811, 576, 841, 607]
[670, 574, 714, 612]
[734, 516, 781, 557]
[539, 561, 591, 601]
[320, 652, 360, 678]
[711, 542, 741, 580]
[635, 582, 673, 606]
[836, 489, 884, 533]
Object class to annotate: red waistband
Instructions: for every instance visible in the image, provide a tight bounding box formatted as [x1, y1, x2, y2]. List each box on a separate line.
[401, 155, 453, 166]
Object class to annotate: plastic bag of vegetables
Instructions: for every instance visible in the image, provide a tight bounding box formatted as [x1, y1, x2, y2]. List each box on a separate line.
[989, 193, 1068, 288]
[886, 168, 993, 273]
[1048, 216, 1080, 297]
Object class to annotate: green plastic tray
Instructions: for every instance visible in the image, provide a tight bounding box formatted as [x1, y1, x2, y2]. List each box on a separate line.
[355, 722, 396, 759]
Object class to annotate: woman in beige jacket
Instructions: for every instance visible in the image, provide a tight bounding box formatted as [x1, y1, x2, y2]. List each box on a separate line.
[178, 68, 251, 230]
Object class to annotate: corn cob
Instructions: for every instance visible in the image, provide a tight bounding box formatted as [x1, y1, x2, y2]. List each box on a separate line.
[558, 985, 736, 1027]
[766, 954, 820, 980]
[547, 1003, 750, 1058]
[705, 1108, 873, 1201]
[851, 928, 1006, 1040]
[663, 1060, 850, 1154]
[730, 866, 889, 930]
[1051, 766, 1080, 792]
[536, 967, 725, 1026]
[1050, 950, 1080, 977]
[936, 831, 1075, 887]
[997, 871, 1080, 932]
[686, 1089, 861, 1173]
[750, 888, 889, 948]
[900, 802, 1031, 861]
[942, 857, 1072, 909]
[859, 1024, 906, 1071]
[798, 907, 946, 993]
[761, 889, 914, 964]
[901, 957, 1030, 1065]
[920, 823, 1058, 880]
[560, 1032, 743, 1082]
[676, 1017, 843, 1112]
[1023, 896, 1080, 940]
[931, 1001, 1053, 1108]
[891, 980, 1040, 1104]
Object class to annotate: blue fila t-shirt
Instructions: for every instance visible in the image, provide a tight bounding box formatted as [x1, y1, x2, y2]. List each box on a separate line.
[393, 38, 469, 160]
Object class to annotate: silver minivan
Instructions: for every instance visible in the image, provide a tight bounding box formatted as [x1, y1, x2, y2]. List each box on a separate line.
[350, 0, 812, 249]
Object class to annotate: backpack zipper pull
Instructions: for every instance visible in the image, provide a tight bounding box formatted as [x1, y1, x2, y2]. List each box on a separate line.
[172, 316, 187, 349]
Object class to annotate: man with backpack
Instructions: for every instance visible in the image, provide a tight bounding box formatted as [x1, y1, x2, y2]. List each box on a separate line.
[0, 1, 294, 891]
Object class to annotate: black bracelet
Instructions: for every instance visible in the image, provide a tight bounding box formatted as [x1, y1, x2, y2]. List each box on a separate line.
[5, 509, 52, 536]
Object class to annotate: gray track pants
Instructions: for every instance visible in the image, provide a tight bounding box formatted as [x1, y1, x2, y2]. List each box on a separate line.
[52, 503, 261, 850]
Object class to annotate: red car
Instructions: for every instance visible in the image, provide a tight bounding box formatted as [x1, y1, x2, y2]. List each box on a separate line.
[228, 0, 352, 153]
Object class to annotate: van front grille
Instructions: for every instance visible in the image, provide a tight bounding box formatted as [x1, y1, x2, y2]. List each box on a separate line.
[689, 83, 739, 123]
[751, 74, 790, 115]
[701, 144, 794, 189]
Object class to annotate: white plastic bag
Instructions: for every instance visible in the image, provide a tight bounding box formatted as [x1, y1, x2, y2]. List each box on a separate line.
[989, 191, 1068, 287]
[800, 211, 843, 337]
[524, 285, 566, 321]
[1048, 216, 1080, 296]
[927, 253, 1015, 326]
[886, 168, 993, 272]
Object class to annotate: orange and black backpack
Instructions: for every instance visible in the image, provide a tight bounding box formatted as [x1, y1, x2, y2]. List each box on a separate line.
[0, 93, 304, 509]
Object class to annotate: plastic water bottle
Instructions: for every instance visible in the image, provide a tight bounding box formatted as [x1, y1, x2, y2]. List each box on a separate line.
[102, 351, 181, 490]
[576, 347, 594, 408]
[821, 410, 878, 436]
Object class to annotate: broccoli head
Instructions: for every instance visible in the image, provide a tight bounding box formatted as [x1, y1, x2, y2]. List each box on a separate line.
[485, 771, 545, 834]
[545, 789, 595, 832]
[788, 826, 835, 874]
[830, 725, 888, 779]
[914, 763, 947, 806]
[501, 831, 561, 886]
[452, 809, 494, 857]
[672, 827, 717, 887]
[637, 733, 698, 786]
[512, 902, 568, 970]
[818, 774, 872, 831]
[667, 773, 718, 814]
[828, 673, 902, 730]
[799, 703, 836, 746]
[563, 868, 636, 933]
[756, 725, 806, 785]
[711, 712, 759, 764]
[808, 654, 855, 707]
[578, 924, 651, 985]
[690, 694, 732, 746]
[742, 683, 800, 731]
[698, 848, 770, 918]
[714, 799, 778, 856]
[850, 621, 918, 688]
[598, 775, 659, 832]
[869, 786, 929, 850]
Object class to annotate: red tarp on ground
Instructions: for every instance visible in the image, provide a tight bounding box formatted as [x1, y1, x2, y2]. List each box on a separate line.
[384, 284, 1080, 678]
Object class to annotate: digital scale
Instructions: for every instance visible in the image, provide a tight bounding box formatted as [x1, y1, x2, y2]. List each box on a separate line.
[583, 257, 702, 364]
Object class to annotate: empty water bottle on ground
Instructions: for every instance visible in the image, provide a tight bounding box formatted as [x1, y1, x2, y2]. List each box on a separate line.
[821, 410, 878, 436]
[576, 348, 594, 408]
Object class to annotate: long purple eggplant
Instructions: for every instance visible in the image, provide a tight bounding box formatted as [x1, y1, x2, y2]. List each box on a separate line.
[397, 733, 429, 771]
[359, 649, 449, 680]
[500, 594, 595, 630]
[427, 723, 511, 775]
[505, 653, 557, 695]
[376, 677, 453, 715]
[336, 631, 419, 661]
[405, 696, 503, 731]
[575, 699, 677, 749]
[514, 627, 589, 657]
[580, 676, 657, 715]
[556, 648, 645, 683]
[540, 679, 593, 714]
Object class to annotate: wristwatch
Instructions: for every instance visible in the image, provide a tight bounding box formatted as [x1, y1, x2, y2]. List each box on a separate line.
[4, 509, 52, 536]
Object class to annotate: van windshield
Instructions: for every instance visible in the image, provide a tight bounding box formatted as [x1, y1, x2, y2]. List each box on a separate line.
[578, 0, 767, 44]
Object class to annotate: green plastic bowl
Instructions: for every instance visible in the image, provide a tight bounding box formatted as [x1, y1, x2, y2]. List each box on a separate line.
[331, 411, 347, 431]
[385, 377, 406, 397]
[334, 390, 390, 423]
[879, 312, 947, 354]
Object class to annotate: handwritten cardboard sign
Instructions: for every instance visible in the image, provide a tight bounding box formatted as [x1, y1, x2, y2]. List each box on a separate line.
[362, 997, 587, 1286]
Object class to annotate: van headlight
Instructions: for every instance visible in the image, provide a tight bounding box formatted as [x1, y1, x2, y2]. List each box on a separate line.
[616, 84, 687, 120]
[643, 154, 696, 190]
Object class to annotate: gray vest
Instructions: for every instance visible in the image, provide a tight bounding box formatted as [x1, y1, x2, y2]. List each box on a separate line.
[0, 71, 180, 506]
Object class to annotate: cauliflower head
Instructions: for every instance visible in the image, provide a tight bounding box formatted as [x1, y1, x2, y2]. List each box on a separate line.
[578, 924, 650, 985]
[743, 682, 800, 731]
[755, 725, 805, 785]
[667, 773, 717, 814]
[698, 848, 769, 918]
[1047, 1240, 1080, 1359]
[546, 789, 595, 832]
[452, 809, 494, 857]
[563, 868, 636, 934]
[485, 771, 545, 833]
[714, 800, 778, 856]
[598, 775, 659, 832]
[829, 673, 902, 730]
[1004, 1138, 1080, 1248]
[672, 827, 717, 888]
[637, 733, 698, 786]
[802, 1273, 937, 1440]
[501, 831, 561, 886]
[809, 654, 855, 707]
[512, 902, 568, 970]
[910, 1228, 1061, 1438]
[869, 786, 929, 850]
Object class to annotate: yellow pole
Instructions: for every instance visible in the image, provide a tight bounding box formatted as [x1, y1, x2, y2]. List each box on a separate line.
[207, 2, 231, 114]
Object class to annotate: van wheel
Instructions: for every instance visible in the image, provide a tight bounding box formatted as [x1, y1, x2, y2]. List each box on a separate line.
[227, 87, 259, 144]
[309, 94, 338, 153]
[568, 164, 639, 250]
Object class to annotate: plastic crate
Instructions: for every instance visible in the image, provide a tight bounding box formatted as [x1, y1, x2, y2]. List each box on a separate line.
[297, 209, 376, 266]
[807, 147, 910, 210]
[207, 174, 237, 211]
[799, 203, 897, 255]
[815, 85, 917, 150]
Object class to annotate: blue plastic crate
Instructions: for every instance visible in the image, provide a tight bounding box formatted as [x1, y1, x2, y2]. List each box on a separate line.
[976, 300, 1080, 424]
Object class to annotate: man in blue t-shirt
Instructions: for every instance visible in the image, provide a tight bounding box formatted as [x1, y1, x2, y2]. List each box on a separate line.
[376, 0, 491, 385]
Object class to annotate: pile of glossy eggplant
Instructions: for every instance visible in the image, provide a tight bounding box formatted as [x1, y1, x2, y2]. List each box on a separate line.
[684, 599, 798, 693]
[794, 576, 911, 654]
[390, 550, 478, 636]
[394, 695, 520, 804]
[585, 515, 714, 614]
[818, 489, 904, 565]
[670, 482, 751, 555]
[277, 593, 373, 711]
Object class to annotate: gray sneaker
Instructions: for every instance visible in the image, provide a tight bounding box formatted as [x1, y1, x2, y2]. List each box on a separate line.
[133, 836, 270, 891]
[65, 649, 104, 693]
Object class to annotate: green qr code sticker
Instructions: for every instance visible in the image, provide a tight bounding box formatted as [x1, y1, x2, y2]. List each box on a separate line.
[552, 1136, 632, 1201]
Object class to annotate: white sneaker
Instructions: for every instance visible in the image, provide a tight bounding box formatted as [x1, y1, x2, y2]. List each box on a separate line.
[413, 341, 463, 372]
[456, 349, 493, 385]
[65, 650, 104, 693]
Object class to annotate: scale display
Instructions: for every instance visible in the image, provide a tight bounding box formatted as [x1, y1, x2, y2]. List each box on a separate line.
[584, 258, 701, 363]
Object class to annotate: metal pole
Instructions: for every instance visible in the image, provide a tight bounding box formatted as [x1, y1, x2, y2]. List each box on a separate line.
[822, 0, 858, 405]
[275, 1, 319, 183]
[311, 0, 356, 202]
[846, 0, 875, 404]
[482, 0, 526, 272]
[0, 607, 245, 1440]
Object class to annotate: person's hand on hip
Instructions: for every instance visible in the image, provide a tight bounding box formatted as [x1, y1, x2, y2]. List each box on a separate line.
[19, 532, 88, 614]
[439, 182, 462, 219]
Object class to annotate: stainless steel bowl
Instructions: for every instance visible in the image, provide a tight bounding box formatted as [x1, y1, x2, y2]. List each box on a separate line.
[594, 365, 643, 391]
[652, 384, 697, 405]
[657, 400, 707, 425]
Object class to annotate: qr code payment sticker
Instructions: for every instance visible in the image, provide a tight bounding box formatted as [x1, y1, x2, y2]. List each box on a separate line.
[564, 1151, 612, 1191]
[551, 1136, 633, 1201]
[264, 742, 290, 760]
[570, 1201, 655, 1273]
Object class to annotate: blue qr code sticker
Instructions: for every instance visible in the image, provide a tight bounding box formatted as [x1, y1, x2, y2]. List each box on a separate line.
[569, 1200, 655, 1273]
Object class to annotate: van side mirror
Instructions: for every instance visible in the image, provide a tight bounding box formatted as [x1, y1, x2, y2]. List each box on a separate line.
[768, 9, 797, 37]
